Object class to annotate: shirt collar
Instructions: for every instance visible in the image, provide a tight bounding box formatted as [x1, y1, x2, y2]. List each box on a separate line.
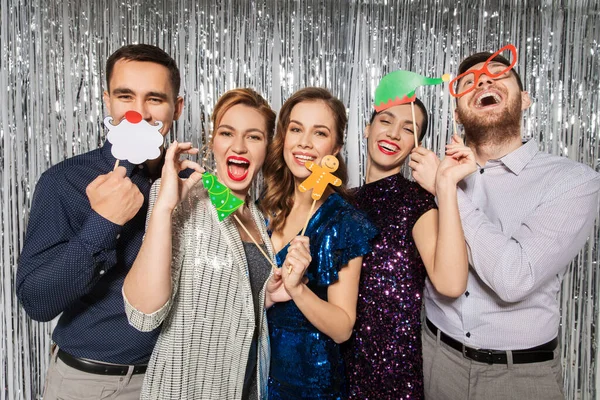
[497, 139, 538, 175]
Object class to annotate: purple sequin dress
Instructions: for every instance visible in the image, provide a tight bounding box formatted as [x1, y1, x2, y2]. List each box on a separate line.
[345, 173, 436, 399]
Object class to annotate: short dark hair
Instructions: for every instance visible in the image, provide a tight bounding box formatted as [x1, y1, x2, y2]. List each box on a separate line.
[105, 44, 181, 98]
[369, 97, 429, 142]
[457, 51, 523, 91]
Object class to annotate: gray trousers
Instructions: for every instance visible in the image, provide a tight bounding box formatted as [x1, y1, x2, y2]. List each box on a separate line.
[422, 322, 564, 400]
[43, 346, 145, 400]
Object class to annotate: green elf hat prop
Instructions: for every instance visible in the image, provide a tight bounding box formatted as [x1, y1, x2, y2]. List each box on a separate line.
[374, 70, 451, 112]
[201, 172, 244, 221]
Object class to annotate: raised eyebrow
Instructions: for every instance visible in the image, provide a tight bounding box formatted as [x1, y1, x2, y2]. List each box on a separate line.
[378, 111, 396, 119]
[217, 124, 236, 131]
[313, 124, 331, 132]
[289, 119, 304, 127]
[246, 128, 266, 136]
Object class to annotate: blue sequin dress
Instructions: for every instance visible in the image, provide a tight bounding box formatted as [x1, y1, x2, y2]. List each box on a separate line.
[267, 193, 378, 400]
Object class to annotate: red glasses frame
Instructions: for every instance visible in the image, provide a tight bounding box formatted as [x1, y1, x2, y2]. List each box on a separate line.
[449, 44, 518, 98]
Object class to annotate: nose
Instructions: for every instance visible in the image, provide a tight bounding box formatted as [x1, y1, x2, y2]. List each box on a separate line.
[231, 133, 248, 154]
[297, 131, 313, 148]
[132, 99, 152, 122]
[386, 126, 402, 140]
[477, 73, 494, 88]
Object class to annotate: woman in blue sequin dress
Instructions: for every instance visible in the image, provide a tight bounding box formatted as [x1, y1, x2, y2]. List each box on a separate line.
[345, 93, 476, 399]
[261, 88, 377, 399]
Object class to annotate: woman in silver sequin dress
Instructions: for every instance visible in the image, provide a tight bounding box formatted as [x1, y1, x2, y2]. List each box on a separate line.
[122, 88, 280, 399]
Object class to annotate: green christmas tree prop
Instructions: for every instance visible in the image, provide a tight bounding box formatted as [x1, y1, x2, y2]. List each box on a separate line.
[374, 70, 450, 112]
[201, 172, 244, 221]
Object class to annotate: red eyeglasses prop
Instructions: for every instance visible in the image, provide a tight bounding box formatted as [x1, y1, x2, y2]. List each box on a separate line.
[449, 44, 518, 98]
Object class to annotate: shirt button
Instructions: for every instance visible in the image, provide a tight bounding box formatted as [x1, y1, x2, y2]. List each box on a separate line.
[116, 234, 121, 239]
[465, 291, 470, 297]
[148, 179, 153, 183]
[466, 332, 471, 338]
[99, 270, 105, 275]
[138, 165, 144, 169]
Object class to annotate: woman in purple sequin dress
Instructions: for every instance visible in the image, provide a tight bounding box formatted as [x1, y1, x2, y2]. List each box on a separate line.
[345, 94, 476, 399]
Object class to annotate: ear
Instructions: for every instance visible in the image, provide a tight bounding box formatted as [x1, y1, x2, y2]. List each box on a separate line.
[174, 96, 184, 120]
[103, 90, 111, 116]
[332, 145, 341, 157]
[520, 91, 531, 111]
[363, 124, 370, 139]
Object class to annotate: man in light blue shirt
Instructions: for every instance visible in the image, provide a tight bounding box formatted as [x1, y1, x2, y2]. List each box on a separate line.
[411, 45, 600, 399]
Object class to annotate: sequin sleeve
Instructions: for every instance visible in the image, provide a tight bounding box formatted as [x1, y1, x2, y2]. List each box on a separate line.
[312, 201, 378, 286]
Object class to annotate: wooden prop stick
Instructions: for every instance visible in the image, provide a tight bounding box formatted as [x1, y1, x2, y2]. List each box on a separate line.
[292, 199, 318, 274]
[411, 101, 419, 148]
[293, 155, 344, 274]
[234, 214, 277, 270]
[114, 159, 120, 170]
[451, 97, 460, 139]
[301, 200, 317, 236]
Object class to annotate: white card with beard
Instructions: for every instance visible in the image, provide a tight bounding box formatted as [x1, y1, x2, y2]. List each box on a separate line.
[104, 111, 164, 165]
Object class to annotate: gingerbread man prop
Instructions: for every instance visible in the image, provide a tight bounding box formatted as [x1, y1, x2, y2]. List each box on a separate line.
[298, 155, 342, 200]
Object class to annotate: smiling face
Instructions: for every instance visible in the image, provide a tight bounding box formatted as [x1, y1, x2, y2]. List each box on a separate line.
[365, 103, 424, 178]
[283, 101, 341, 181]
[321, 155, 339, 172]
[103, 60, 183, 136]
[455, 60, 529, 135]
[212, 104, 268, 199]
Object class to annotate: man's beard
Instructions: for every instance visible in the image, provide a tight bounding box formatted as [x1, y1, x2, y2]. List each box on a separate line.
[457, 93, 523, 148]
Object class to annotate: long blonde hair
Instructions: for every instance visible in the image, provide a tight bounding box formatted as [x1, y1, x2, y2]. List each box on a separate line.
[261, 87, 350, 233]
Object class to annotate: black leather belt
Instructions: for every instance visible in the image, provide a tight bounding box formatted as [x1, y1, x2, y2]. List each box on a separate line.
[426, 318, 557, 365]
[57, 349, 147, 375]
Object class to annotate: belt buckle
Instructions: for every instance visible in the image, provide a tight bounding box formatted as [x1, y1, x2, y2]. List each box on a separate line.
[483, 350, 494, 365]
[463, 345, 495, 365]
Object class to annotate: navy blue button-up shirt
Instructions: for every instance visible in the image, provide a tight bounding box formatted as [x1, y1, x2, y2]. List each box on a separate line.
[17, 141, 160, 364]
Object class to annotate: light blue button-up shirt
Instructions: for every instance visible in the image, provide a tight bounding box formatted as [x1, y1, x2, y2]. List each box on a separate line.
[425, 139, 600, 350]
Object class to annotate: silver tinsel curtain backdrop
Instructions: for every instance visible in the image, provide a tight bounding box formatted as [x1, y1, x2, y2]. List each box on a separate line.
[1, 0, 599, 398]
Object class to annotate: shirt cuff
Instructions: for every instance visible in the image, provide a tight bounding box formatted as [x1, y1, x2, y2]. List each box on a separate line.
[79, 211, 123, 250]
[123, 288, 171, 332]
[77, 211, 123, 272]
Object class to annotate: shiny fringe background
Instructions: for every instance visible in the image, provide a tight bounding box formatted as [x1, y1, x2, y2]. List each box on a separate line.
[1, 0, 599, 398]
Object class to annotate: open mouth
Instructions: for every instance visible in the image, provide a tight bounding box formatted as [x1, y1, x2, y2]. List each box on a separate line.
[377, 140, 400, 155]
[227, 156, 250, 182]
[293, 153, 316, 166]
[475, 91, 503, 108]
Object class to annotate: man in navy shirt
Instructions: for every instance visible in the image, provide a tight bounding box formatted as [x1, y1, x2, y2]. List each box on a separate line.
[17, 44, 183, 399]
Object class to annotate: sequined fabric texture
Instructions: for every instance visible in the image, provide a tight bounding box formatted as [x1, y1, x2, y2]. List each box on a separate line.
[345, 173, 436, 399]
[267, 193, 377, 399]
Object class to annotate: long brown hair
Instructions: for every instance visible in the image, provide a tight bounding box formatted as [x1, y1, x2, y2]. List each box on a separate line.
[261, 87, 351, 233]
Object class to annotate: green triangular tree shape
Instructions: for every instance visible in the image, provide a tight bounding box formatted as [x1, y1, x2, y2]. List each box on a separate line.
[201, 172, 244, 221]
